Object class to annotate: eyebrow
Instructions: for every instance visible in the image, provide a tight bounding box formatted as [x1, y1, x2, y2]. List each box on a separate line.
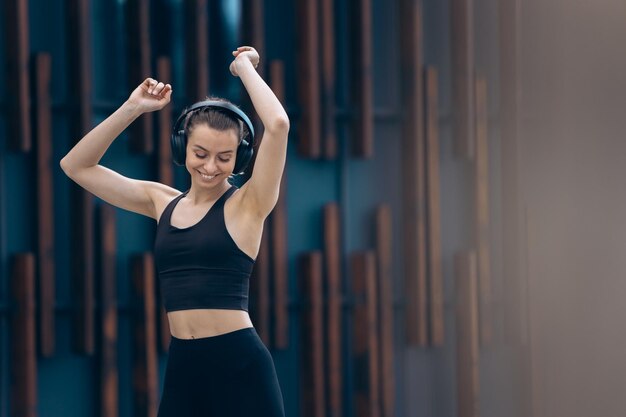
[192, 145, 234, 154]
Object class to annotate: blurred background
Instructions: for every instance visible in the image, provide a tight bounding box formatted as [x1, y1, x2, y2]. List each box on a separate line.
[2, 0, 626, 416]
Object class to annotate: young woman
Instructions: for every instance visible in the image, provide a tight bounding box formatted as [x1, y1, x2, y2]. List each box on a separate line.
[61, 46, 288, 416]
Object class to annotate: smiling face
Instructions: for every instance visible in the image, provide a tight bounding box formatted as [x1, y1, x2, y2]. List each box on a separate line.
[185, 124, 239, 189]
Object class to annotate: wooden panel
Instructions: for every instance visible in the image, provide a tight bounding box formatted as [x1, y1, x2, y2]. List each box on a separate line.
[131, 254, 159, 417]
[425, 67, 445, 347]
[269, 60, 289, 350]
[321, 0, 337, 159]
[375, 206, 395, 417]
[299, 252, 325, 417]
[398, 0, 428, 347]
[455, 252, 480, 417]
[242, 0, 265, 78]
[352, 252, 380, 417]
[156, 57, 174, 188]
[351, 0, 374, 158]
[450, 0, 476, 158]
[99, 205, 118, 417]
[184, 0, 209, 101]
[499, 0, 525, 345]
[475, 76, 492, 347]
[323, 203, 342, 417]
[156, 56, 173, 352]
[126, 0, 153, 153]
[250, 226, 270, 345]
[296, 0, 321, 158]
[33, 53, 56, 357]
[11, 253, 37, 417]
[67, 0, 95, 355]
[4, 0, 31, 152]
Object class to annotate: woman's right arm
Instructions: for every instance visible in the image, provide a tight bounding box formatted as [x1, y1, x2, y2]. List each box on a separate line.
[60, 78, 177, 220]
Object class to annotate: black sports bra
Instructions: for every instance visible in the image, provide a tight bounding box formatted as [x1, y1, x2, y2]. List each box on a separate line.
[153, 186, 255, 312]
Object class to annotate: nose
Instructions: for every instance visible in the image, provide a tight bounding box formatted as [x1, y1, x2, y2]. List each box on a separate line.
[203, 158, 218, 173]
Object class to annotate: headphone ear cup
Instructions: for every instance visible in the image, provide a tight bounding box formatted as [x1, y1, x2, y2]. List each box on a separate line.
[233, 139, 254, 175]
[171, 130, 187, 166]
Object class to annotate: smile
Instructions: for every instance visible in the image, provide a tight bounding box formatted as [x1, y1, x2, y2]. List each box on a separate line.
[198, 171, 218, 180]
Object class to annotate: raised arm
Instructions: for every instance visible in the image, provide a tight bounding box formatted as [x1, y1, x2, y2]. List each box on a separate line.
[230, 46, 290, 218]
[60, 78, 178, 219]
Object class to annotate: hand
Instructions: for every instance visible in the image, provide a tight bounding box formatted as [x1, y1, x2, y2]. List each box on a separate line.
[126, 78, 172, 113]
[229, 46, 260, 77]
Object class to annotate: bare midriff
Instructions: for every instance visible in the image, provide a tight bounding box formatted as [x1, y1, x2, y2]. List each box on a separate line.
[167, 309, 254, 339]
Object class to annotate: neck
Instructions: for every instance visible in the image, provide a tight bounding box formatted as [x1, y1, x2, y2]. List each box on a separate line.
[185, 181, 231, 204]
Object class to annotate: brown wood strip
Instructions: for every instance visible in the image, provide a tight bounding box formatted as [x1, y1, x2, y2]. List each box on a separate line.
[352, 252, 380, 417]
[184, 0, 209, 101]
[399, 0, 428, 347]
[11, 253, 37, 417]
[499, 0, 525, 345]
[323, 203, 343, 417]
[33, 53, 56, 357]
[126, 0, 153, 153]
[475, 76, 493, 347]
[425, 67, 445, 347]
[67, 0, 95, 356]
[269, 60, 289, 350]
[351, 0, 374, 158]
[455, 251, 480, 417]
[156, 57, 174, 188]
[299, 252, 325, 417]
[296, 0, 321, 158]
[375, 206, 395, 417]
[4, 0, 31, 152]
[131, 253, 159, 417]
[242, 0, 265, 78]
[321, 0, 337, 159]
[450, 0, 476, 158]
[156, 56, 173, 352]
[99, 205, 118, 417]
[251, 225, 270, 345]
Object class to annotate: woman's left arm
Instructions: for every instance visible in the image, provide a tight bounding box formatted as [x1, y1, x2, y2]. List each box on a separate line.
[230, 46, 290, 218]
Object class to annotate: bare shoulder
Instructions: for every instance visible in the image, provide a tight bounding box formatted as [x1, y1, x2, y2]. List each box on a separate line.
[142, 181, 182, 222]
[227, 181, 270, 221]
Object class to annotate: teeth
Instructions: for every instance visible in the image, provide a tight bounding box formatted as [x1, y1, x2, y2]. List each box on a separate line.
[200, 173, 216, 180]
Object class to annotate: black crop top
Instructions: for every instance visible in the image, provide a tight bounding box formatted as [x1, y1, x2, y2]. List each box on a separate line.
[153, 186, 255, 312]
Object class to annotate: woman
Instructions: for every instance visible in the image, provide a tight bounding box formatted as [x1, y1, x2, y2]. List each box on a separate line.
[60, 46, 288, 416]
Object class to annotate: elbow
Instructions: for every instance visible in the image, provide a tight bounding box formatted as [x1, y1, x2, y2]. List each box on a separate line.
[267, 115, 290, 135]
[59, 157, 73, 177]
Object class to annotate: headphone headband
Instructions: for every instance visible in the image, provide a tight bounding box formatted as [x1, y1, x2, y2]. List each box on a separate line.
[172, 100, 255, 142]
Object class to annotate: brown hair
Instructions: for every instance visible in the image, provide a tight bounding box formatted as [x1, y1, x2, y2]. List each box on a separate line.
[183, 97, 249, 145]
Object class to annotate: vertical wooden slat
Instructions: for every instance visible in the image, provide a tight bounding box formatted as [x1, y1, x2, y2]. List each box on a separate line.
[425, 67, 445, 347]
[99, 205, 118, 417]
[296, 0, 321, 158]
[131, 254, 159, 417]
[399, 0, 428, 347]
[375, 206, 395, 417]
[250, 227, 270, 345]
[450, 0, 476, 158]
[475, 76, 492, 347]
[320, 0, 337, 159]
[455, 251, 480, 417]
[185, 0, 209, 101]
[4, 0, 31, 152]
[33, 53, 55, 357]
[269, 60, 289, 350]
[126, 0, 153, 153]
[499, 0, 525, 345]
[11, 254, 37, 417]
[323, 203, 343, 417]
[299, 252, 325, 417]
[351, 0, 374, 158]
[156, 56, 173, 352]
[352, 252, 380, 417]
[67, 0, 95, 355]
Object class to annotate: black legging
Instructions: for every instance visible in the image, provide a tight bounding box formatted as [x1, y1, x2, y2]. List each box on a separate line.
[157, 327, 285, 417]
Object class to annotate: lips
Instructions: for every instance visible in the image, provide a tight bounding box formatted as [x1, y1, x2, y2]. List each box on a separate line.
[197, 170, 218, 181]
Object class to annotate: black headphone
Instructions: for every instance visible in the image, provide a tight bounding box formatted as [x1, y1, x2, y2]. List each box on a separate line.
[171, 100, 255, 175]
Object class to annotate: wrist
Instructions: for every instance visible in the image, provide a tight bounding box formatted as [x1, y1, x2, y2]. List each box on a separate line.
[121, 100, 144, 119]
